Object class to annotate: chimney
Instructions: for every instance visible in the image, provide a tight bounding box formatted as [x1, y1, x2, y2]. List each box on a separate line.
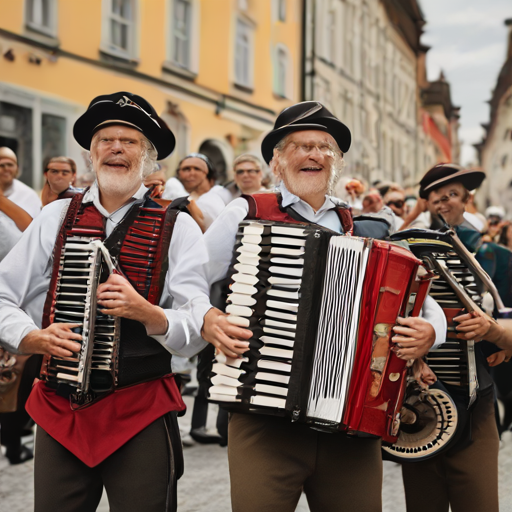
[506, 18, 512, 60]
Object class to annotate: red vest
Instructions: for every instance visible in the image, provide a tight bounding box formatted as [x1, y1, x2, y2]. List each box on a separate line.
[243, 193, 354, 235]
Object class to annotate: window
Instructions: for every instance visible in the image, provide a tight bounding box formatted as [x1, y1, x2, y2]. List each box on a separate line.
[26, 0, 56, 37]
[235, 19, 253, 88]
[172, 0, 192, 68]
[278, 0, 286, 22]
[275, 47, 288, 97]
[325, 10, 336, 63]
[103, 0, 136, 59]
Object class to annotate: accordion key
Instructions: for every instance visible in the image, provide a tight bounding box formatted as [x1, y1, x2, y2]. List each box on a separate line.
[209, 221, 429, 442]
[40, 236, 120, 402]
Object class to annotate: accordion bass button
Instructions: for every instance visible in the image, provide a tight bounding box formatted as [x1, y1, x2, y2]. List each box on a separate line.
[389, 373, 400, 382]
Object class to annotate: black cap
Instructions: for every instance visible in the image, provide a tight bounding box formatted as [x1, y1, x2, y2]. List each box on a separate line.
[261, 101, 351, 164]
[419, 163, 486, 199]
[73, 92, 175, 160]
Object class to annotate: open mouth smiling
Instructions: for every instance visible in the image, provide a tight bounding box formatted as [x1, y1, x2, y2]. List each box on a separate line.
[300, 166, 323, 173]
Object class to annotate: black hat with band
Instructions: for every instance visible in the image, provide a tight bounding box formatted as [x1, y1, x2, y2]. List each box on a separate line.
[261, 101, 351, 164]
[419, 163, 486, 199]
[73, 92, 175, 160]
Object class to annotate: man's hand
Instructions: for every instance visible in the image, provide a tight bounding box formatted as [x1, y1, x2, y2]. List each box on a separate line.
[201, 308, 251, 358]
[97, 274, 168, 335]
[413, 359, 437, 389]
[392, 316, 436, 360]
[454, 311, 492, 342]
[18, 323, 82, 357]
[487, 349, 512, 367]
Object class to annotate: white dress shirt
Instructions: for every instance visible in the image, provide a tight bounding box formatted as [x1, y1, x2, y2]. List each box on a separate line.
[0, 182, 210, 357]
[0, 179, 42, 261]
[204, 182, 446, 348]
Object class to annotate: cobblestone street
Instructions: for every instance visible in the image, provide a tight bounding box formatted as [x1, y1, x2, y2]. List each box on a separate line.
[2, 395, 512, 511]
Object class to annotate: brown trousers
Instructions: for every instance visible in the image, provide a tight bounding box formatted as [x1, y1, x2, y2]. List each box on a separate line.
[401, 388, 499, 512]
[228, 412, 383, 512]
[34, 414, 180, 512]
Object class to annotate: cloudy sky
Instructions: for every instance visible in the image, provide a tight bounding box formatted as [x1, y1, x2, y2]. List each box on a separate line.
[419, 0, 511, 165]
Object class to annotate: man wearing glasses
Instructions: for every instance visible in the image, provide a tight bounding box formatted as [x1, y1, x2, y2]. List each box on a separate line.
[232, 154, 266, 196]
[383, 188, 406, 230]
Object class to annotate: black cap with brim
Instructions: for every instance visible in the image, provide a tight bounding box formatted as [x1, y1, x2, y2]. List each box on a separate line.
[73, 92, 175, 160]
[419, 163, 486, 199]
[261, 102, 351, 164]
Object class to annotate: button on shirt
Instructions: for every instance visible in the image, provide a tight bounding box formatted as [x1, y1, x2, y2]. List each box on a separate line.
[0, 181, 210, 357]
[203, 182, 446, 348]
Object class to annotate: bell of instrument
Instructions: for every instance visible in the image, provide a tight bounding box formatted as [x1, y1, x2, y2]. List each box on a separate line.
[382, 384, 458, 462]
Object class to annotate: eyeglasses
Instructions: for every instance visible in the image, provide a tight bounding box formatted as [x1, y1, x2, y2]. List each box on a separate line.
[288, 142, 337, 156]
[235, 168, 261, 176]
[386, 200, 405, 209]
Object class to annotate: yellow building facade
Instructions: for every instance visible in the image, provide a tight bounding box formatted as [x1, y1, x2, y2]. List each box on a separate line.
[0, 0, 303, 190]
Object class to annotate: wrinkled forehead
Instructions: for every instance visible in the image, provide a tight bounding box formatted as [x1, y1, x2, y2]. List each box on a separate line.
[93, 124, 144, 141]
[0, 157, 17, 166]
[285, 129, 338, 147]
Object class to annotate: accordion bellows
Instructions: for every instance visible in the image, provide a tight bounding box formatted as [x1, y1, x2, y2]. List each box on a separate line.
[209, 221, 428, 442]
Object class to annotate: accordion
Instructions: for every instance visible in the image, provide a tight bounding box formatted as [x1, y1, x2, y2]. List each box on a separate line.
[40, 193, 176, 407]
[209, 221, 430, 442]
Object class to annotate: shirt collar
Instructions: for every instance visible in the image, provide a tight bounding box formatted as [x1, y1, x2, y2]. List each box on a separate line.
[278, 181, 337, 215]
[83, 181, 148, 218]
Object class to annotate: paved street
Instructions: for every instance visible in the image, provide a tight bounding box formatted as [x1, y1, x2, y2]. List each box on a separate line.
[2, 395, 512, 511]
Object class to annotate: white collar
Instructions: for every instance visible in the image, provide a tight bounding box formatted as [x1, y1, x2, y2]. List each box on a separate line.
[83, 181, 148, 219]
[278, 181, 337, 215]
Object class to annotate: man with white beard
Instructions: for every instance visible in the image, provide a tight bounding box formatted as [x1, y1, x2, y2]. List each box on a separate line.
[0, 92, 211, 512]
[201, 102, 447, 512]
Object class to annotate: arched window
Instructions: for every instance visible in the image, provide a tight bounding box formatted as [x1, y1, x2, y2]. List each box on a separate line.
[275, 47, 288, 97]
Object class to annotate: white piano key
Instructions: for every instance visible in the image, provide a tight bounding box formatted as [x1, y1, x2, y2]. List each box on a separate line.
[260, 346, 294, 358]
[210, 374, 242, 387]
[227, 315, 250, 328]
[263, 327, 296, 339]
[271, 226, 306, 237]
[266, 300, 299, 312]
[260, 336, 295, 348]
[271, 237, 306, 247]
[230, 282, 257, 295]
[228, 293, 257, 307]
[242, 224, 266, 236]
[270, 247, 305, 257]
[254, 383, 288, 397]
[215, 354, 249, 367]
[265, 309, 297, 322]
[212, 363, 245, 379]
[257, 360, 292, 373]
[268, 276, 301, 287]
[237, 243, 263, 255]
[56, 372, 79, 382]
[269, 266, 303, 277]
[226, 304, 253, 317]
[270, 256, 304, 266]
[267, 289, 300, 300]
[237, 253, 260, 265]
[232, 273, 259, 286]
[256, 372, 290, 384]
[265, 318, 296, 330]
[209, 385, 239, 396]
[250, 395, 286, 408]
[234, 263, 259, 276]
[209, 393, 241, 402]
[241, 234, 266, 245]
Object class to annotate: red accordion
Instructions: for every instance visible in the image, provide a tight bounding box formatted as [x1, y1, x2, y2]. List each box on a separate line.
[209, 221, 431, 443]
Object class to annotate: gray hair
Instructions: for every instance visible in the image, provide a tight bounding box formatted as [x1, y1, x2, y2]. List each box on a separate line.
[90, 131, 158, 178]
[270, 133, 346, 194]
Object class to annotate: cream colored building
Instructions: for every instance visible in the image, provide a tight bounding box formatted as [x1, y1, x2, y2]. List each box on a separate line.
[0, 0, 303, 190]
[303, 0, 459, 189]
[476, 19, 512, 213]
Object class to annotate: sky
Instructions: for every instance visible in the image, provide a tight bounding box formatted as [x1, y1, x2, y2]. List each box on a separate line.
[419, 0, 511, 165]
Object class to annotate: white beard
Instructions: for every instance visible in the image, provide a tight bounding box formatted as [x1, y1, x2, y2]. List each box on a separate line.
[96, 165, 143, 197]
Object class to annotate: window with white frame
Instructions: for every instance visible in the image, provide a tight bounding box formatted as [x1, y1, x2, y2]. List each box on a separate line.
[172, 0, 192, 68]
[103, 0, 136, 59]
[26, 0, 57, 37]
[235, 19, 253, 88]
[274, 46, 289, 97]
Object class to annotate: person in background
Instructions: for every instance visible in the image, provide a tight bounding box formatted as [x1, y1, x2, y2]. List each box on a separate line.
[0, 146, 41, 465]
[383, 188, 406, 230]
[41, 156, 81, 206]
[498, 221, 512, 250]
[232, 154, 266, 196]
[361, 191, 383, 214]
[464, 192, 487, 232]
[344, 178, 365, 214]
[162, 153, 225, 231]
[484, 206, 506, 243]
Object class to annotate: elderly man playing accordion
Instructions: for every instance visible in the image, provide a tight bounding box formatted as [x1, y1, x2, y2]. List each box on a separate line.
[201, 102, 446, 512]
[0, 92, 212, 512]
